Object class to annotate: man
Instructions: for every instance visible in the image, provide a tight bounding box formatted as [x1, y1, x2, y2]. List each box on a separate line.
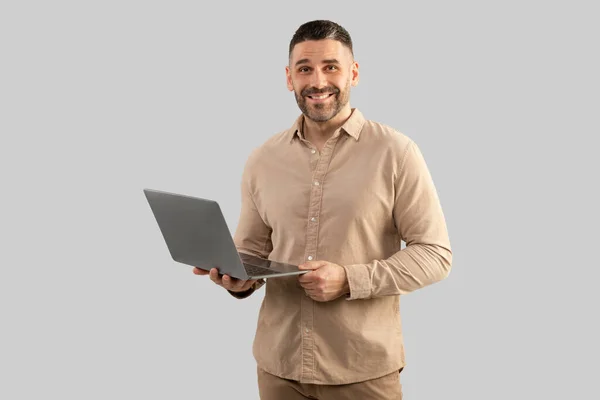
[193, 20, 452, 399]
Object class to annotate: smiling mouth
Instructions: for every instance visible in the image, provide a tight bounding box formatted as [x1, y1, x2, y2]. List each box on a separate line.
[307, 93, 335, 100]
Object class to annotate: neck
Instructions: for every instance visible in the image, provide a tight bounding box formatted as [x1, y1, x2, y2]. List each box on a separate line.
[303, 105, 353, 145]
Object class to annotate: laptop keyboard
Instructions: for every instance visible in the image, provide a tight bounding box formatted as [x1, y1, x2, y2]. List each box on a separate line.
[244, 264, 274, 276]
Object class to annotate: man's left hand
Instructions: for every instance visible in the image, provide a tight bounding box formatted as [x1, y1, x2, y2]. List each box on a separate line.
[298, 260, 350, 302]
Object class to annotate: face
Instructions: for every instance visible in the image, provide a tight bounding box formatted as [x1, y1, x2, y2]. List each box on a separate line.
[286, 39, 359, 123]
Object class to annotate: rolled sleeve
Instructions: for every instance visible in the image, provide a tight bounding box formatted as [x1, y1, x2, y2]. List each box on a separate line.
[342, 264, 371, 300]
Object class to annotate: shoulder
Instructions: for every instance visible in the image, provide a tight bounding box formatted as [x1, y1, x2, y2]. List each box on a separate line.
[359, 119, 416, 161]
[259, 128, 293, 152]
[242, 128, 292, 173]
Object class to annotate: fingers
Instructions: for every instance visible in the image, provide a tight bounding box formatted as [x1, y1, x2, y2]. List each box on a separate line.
[298, 270, 323, 286]
[299, 280, 318, 290]
[192, 267, 209, 275]
[298, 271, 318, 283]
[237, 278, 258, 292]
[209, 268, 223, 285]
[205, 267, 255, 292]
[223, 276, 257, 292]
[298, 260, 328, 270]
[221, 274, 243, 291]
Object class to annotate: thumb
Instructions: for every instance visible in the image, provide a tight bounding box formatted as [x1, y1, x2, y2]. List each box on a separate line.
[298, 260, 327, 270]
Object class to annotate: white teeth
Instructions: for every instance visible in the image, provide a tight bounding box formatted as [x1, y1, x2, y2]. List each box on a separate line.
[311, 94, 330, 99]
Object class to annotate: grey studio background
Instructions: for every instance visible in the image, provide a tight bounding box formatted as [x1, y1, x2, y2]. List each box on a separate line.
[1, 1, 598, 399]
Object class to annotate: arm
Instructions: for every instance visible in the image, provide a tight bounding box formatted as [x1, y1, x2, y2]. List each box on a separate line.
[228, 151, 273, 299]
[343, 140, 452, 300]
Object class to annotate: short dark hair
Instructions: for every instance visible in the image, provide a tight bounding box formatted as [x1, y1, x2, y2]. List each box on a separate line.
[288, 20, 353, 59]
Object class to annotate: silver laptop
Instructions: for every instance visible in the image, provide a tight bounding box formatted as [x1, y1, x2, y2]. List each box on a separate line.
[143, 188, 307, 280]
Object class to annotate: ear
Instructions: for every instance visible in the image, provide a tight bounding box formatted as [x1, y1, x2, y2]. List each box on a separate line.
[350, 61, 360, 87]
[285, 66, 294, 91]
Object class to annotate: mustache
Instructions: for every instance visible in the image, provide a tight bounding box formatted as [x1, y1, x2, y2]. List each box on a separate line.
[301, 86, 339, 97]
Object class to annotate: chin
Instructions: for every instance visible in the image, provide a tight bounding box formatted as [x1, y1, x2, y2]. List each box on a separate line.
[313, 109, 340, 122]
[309, 116, 331, 123]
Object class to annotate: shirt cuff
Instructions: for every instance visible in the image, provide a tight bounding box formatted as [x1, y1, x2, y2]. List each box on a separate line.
[342, 264, 371, 300]
[227, 279, 266, 299]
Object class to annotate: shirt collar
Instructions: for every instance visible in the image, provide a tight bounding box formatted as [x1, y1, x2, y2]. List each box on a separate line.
[288, 108, 366, 143]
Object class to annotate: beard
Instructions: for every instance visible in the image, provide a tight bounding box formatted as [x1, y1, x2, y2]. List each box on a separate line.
[294, 79, 351, 123]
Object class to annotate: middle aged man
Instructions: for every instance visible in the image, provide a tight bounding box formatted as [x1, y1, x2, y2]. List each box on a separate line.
[193, 19, 452, 399]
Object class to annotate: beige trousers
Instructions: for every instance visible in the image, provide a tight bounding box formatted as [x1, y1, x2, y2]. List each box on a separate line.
[257, 367, 403, 400]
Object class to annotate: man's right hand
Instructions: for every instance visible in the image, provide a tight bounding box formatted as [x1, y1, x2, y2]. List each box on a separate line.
[192, 267, 258, 293]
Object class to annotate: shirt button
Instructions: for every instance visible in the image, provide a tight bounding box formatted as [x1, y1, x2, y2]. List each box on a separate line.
[314, 181, 320, 186]
[305, 328, 310, 333]
[310, 217, 317, 222]
[311, 149, 316, 154]
[307, 256, 313, 261]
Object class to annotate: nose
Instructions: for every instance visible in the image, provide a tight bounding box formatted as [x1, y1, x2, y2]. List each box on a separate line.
[309, 69, 327, 89]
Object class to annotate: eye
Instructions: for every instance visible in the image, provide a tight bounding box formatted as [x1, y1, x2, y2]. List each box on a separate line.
[326, 65, 338, 71]
[299, 67, 310, 73]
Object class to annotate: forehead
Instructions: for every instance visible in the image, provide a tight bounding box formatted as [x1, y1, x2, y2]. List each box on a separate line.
[290, 39, 351, 64]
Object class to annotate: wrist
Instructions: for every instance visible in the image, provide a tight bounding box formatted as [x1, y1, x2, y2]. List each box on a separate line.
[227, 286, 254, 299]
[229, 286, 253, 294]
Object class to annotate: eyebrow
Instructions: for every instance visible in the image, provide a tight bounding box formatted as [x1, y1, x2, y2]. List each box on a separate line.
[295, 58, 341, 67]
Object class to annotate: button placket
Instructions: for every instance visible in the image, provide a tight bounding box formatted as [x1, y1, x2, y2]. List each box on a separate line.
[301, 303, 315, 380]
[300, 135, 340, 382]
[304, 136, 339, 262]
[308, 144, 319, 173]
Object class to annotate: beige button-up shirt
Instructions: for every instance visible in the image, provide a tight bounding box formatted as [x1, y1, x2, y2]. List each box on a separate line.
[231, 108, 452, 385]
